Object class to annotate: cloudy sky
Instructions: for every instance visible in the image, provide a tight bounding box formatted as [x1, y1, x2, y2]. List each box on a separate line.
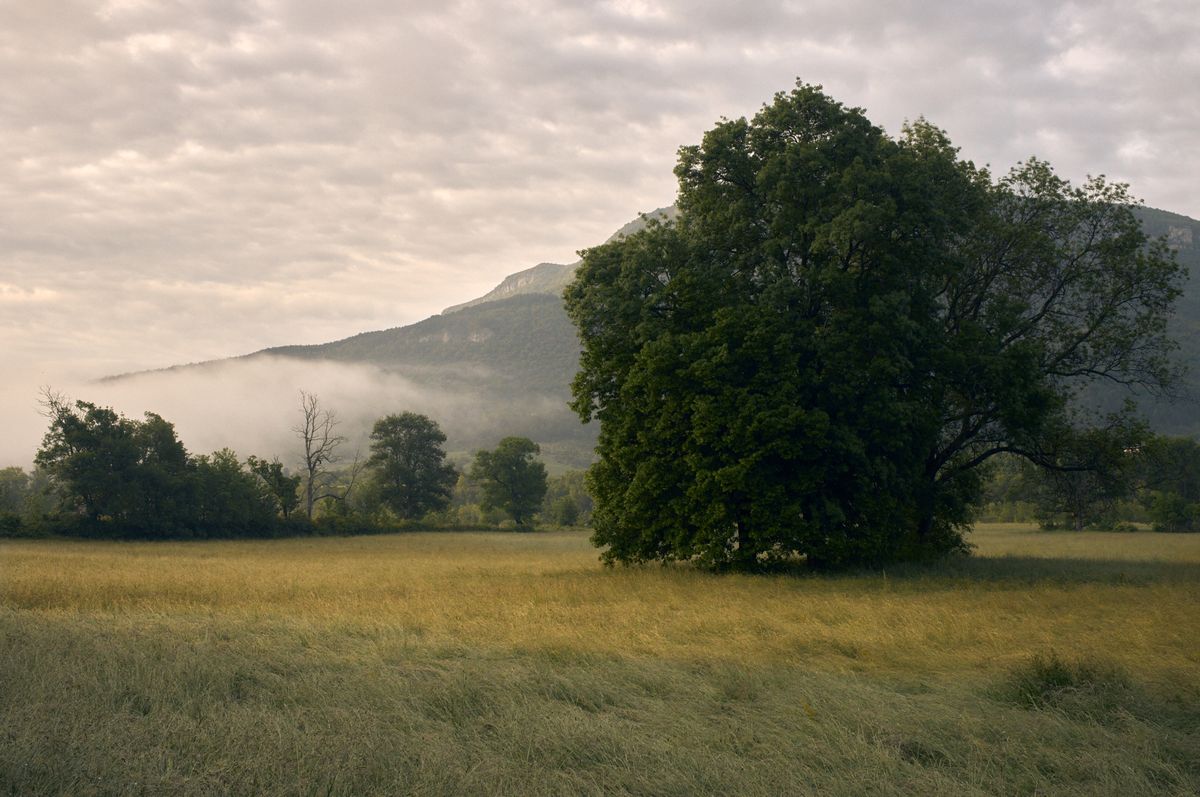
[1, 0, 1197, 464]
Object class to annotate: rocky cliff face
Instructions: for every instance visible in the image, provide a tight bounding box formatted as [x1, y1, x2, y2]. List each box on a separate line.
[442, 262, 574, 314]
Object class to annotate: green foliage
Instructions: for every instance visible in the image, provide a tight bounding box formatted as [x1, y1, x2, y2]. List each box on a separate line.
[546, 496, 579, 526]
[246, 456, 302, 519]
[192, 449, 278, 536]
[33, 397, 306, 538]
[565, 81, 1184, 569]
[541, 470, 593, 526]
[0, 467, 30, 515]
[1144, 491, 1200, 533]
[1138, 435, 1200, 531]
[470, 437, 548, 527]
[367, 412, 458, 520]
[1027, 423, 1145, 531]
[0, 513, 22, 537]
[35, 400, 190, 531]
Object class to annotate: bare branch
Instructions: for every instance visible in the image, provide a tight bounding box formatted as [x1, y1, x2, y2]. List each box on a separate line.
[294, 390, 347, 519]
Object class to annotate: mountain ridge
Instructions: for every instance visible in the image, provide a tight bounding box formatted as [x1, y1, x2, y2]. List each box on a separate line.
[103, 204, 1200, 468]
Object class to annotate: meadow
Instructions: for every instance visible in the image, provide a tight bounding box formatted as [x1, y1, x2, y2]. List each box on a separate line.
[2, 524, 1198, 795]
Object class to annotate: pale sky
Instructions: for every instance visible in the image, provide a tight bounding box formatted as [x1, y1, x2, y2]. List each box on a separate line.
[2, 0, 1198, 465]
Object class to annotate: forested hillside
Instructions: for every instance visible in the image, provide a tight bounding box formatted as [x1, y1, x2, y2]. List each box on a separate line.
[252, 293, 596, 466]
[106, 205, 1198, 469]
[1134, 207, 1200, 435]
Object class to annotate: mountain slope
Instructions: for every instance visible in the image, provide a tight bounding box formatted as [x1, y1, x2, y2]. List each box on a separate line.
[107, 205, 1199, 471]
[440, 207, 676, 315]
[1128, 207, 1200, 433]
[441, 262, 575, 315]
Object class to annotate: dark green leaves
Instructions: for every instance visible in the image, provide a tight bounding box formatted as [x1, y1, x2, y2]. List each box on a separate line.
[367, 413, 457, 521]
[470, 437, 548, 528]
[566, 81, 1183, 570]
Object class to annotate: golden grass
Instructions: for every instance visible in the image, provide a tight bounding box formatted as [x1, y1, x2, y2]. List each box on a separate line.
[2, 524, 1198, 795]
[4, 524, 1197, 679]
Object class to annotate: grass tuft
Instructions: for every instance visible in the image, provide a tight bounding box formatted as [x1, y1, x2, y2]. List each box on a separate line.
[1002, 652, 1132, 715]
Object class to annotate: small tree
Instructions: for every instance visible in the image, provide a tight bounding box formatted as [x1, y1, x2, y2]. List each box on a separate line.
[1137, 436, 1200, 532]
[246, 456, 302, 520]
[35, 398, 177, 529]
[0, 467, 30, 516]
[192, 449, 277, 536]
[470, 437, 548, 527]
[542, 470, 593, 526]
[1029, 423, 1141, 530]
[294, 391, 347, 519]
[0, 467, 30, 536]
[367, 412, 457, 520]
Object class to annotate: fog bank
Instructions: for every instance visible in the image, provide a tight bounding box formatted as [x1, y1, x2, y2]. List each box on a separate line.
[1, 355, 569, 471]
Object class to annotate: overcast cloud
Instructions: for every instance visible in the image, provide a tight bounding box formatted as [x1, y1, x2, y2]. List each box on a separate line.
[1, 0, 1197, 466]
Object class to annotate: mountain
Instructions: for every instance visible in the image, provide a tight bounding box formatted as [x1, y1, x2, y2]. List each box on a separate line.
[106, 204, 1200, 470]
[1128, 207, 1200, 434]
[441, 207, 675, 315]
[441, 262, 575, 315]
[100, 208, 676, 470]
[258, 291, 594, 465]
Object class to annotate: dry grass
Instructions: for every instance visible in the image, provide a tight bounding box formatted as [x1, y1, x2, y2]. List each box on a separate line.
[2, 524, 1198, 795]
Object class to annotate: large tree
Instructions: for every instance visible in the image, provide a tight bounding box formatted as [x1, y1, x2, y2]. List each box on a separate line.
[35, 399, 187, 529]
[564, 82, 1183, 569]
[470, 437, 548, 527]
[367, 412, 457, 520]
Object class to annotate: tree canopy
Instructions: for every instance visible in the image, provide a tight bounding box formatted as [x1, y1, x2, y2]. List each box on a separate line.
[367, 412, 457, 520]
[470, 437, 548, 527]
[564, 82, 1184, 569]
[34, 396, 289, 537]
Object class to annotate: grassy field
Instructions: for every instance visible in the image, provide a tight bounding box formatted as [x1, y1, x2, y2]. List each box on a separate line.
[2, 524, 1198, 795]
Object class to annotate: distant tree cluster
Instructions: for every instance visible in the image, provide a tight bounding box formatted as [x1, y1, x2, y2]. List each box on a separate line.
[27, 394, 288, 537]
[565, 81, 1185, 569]
[5, 391, 576, 539]
[982, 435, 1200, 533]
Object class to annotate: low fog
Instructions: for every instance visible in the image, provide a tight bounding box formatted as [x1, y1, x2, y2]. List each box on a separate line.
[1, 355, 573, 471]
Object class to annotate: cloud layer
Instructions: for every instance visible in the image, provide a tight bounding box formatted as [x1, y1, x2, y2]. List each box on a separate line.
[1, 0, 1197, 465]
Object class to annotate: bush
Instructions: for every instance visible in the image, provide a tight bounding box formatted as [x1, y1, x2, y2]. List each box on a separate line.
[1146, 491, 1200, 532]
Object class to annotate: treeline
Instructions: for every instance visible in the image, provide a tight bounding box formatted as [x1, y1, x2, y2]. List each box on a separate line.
[980, 435, 1200, 532]
[0, 394, 592, 539]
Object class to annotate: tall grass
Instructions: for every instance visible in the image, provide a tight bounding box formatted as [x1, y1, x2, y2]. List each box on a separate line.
[2, 524, 1198, 795]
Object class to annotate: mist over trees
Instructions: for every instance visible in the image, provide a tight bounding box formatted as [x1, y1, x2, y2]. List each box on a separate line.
[565, 82, 1185, 570]
[6, 389, 577, 539]
[31, 396, 279, 537]
[295, 391, 351, 520]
